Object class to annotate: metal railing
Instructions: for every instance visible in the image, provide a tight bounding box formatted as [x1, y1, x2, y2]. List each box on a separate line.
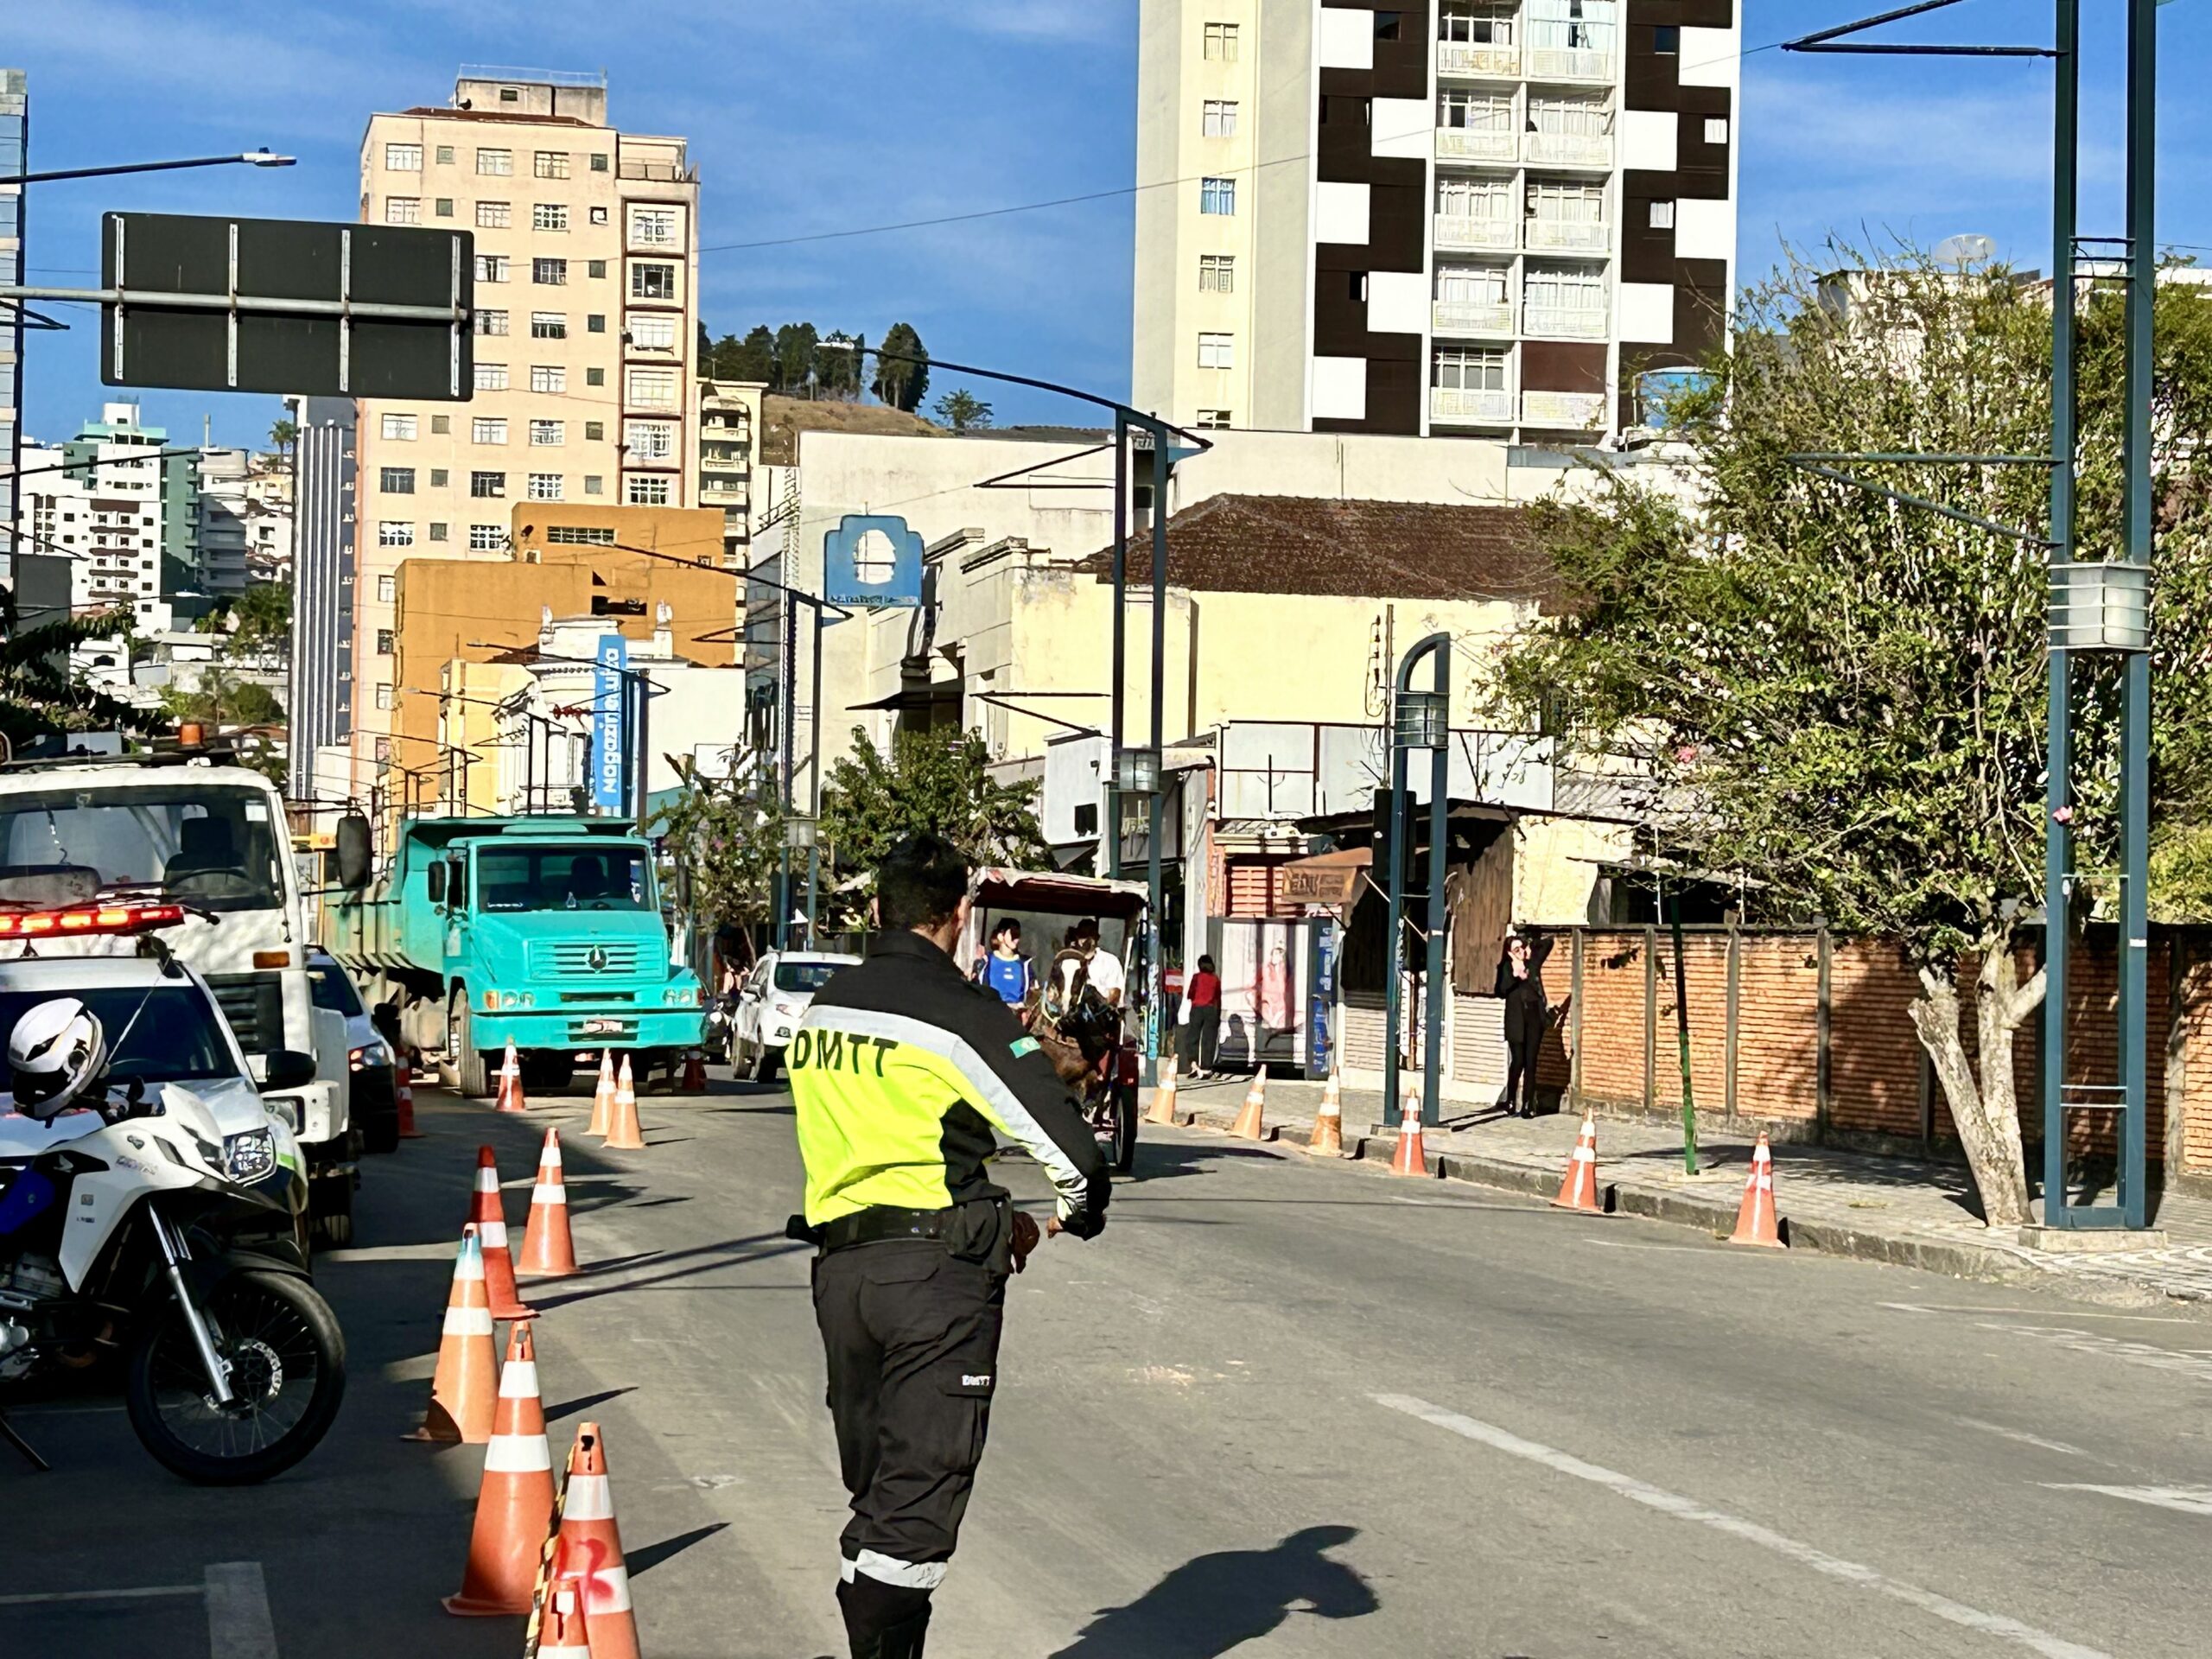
[1525, 48, 1613, 82]
[1522, 302, 1608, 337]
[1429, 386, 1516, 423]
[1523, 130, 1613, 167]
[1436, 127, 1517, 162]
[1438, 42, 1522, 78]
[1433, 213, 1517, 251]
[1522, 390, 1608, 428]
[1432, 299, 1515, 335]
[1524, 217, 1611, 254]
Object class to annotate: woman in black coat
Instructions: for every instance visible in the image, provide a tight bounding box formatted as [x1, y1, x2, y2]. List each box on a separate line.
[1495, 931, 1554, 1118]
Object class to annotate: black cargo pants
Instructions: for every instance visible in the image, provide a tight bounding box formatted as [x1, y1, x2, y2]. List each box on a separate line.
[814, 1230, 1006, 1656]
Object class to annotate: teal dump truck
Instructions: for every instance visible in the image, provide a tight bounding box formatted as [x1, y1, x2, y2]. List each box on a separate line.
[319, 816, 704, 1096]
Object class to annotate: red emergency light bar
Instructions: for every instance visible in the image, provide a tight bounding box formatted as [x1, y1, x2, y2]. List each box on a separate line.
[0, 903, 188, 938]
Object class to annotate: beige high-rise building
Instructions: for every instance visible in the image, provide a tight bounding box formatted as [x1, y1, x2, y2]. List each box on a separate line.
[349, 68, 700, 802]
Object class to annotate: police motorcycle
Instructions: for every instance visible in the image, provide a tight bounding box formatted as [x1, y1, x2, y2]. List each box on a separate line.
[0, 908, 346, 1484]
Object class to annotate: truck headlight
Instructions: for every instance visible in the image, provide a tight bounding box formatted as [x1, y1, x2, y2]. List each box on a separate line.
[224, 1128, 276, 1184]
[264, 1098, 301, 1134]
[500, 991, 521, 1010]
[520, 991, 536, 1008]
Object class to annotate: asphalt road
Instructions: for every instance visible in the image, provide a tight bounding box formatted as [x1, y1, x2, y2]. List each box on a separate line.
[10, 1073, 2212, 1659]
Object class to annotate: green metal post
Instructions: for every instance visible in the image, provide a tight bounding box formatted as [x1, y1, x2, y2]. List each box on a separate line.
[1146, 427, 1169, 1088]
[1107, 412, 1127, 880]
[1669, 880, 1699, 1173]
[1424, 652, 1447, 1128]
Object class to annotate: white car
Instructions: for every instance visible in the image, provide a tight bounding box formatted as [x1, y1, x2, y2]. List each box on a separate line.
[729, 950, 860, 1083]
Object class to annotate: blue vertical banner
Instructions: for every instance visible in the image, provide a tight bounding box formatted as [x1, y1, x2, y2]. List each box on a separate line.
[1306, 918, 1338, 1080]
[592, 632, 628, 814]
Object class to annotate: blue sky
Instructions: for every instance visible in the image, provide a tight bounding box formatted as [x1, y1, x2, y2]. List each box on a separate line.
[10, 0, 2211, 450]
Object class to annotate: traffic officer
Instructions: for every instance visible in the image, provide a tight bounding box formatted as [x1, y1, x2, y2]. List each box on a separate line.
[787, 833, 1110, 1659]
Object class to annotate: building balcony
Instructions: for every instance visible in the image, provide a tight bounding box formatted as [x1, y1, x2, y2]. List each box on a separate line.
[1522, 390, 1608, 429]
[1523, 217, 1611, 254]
[1525, 47, 1614, 83]
[1433, 213, 1517, 253]
[1438, 42, 1522, 79]
[1436, 127, 1517, 164]
[1522, 303, 1608, 338]
[1522, 130, 1613, 168]
[1430, 387, 1516, 425]
[1432, 300, 1515, 336]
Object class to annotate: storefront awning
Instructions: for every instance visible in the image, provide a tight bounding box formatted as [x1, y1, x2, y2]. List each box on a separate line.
[1276, 846, 1370, 906]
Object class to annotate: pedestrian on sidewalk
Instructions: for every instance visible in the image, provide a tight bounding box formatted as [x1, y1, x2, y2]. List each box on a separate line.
[1180, 953, 1222, 1077]
[1495, 930, 1553, 1118]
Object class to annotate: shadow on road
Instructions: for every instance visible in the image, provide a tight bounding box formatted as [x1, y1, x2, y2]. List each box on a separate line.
[1047, 1525, 1376, 1658]
[627, 1521, 729, 1576]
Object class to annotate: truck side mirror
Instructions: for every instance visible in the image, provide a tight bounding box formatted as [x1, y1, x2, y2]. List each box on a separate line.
[335, 813, 372, 891]
[426, 862, 446, 905]
[259, 1050, 318, 1091]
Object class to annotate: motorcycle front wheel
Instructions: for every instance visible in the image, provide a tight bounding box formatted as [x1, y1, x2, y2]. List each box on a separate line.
[125, 1268, 347, 1485]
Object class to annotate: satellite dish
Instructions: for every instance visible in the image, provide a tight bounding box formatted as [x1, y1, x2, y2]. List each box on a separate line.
[1934, 233, 1998, 269]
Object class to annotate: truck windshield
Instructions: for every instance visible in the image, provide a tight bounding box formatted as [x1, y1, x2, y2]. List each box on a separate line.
[0, 783, 286, 913]
[477, 845, 651, 912]
[0, 986, 236, 1087]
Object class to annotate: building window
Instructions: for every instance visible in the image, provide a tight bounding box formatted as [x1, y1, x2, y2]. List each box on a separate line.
[430, 468, 449, 487]
[469, 524, 504, 550]
[584, 475, 605, 495]
[531, 365, 568, 393]
[1529, 97, 1612, 137]
[376, 630, 394, 656]
[590, 152, 609, 172]
[477, 200, 512, 229]
[475, 308, 510, 336]
[1442, 88, 1512, 131]
[1440, 175, 1513, 218]
[629, 263, 677, 302]
[1198, 254, 1235, 294]
[374, 738, 391, 763]
[432, 415, 451, 434]
[1654, 23, 1680, 53]
[1437, 263, 1509, 304]
[378, 467, 416, 494]
[385, 143, 422, 172]
[1440, 4, 1514, 45]
[474, 254, 510, 283]
[1649, 199, 1675, 229]
[474, 363, 509, 392]
[588, 314, 607, 333]
[530, 311, 568, 339]
[630, 206, 680, 247]
[1529, 0, 1617, 53]
[435, 144, 454, 165]
[533, 202, 569, 232]
[624, 419, 677, 460]
[531, 419, 565, 446]
[1524, 264, 1606, 315]
[1705, 117, 1730, 146]
[626, 368, 677, 409]
[1434, 346, 1508, 391]
[1528, 179, 1606, 225]
[587, 258, 608, 279]
[376, 574, 397, 602]
[1204, 21, 1239, 59]
[586, 367, 606, 386]
[473, 416, 508, 444]
[1201, 100, 1239, 137]
[1200, 177, 1236, 215]
[381, 413, 417, 441]
[375, 683, 394, 711]
[385, 197, 421, 225]
[531, 150, 569, 180]
[527, 473, 564, 501]
[1197, 332, 1234, 370]
[585, 421, 605, 441]
[589, 205, 609, 226]
[434, 197, 454, 217]
[378, 522, 414, 547]
[1196, 410, 1232, 429]
[429, 522, 448, 542]
[1376, 10, 1402, 41]
[546, 525, 617, 545]
[626, 475, 671, 506]
[476, 148, 512, 176]
[533, 257, 568, 285]
[627, 313, 677, 351]
[470, 471, 506, 499]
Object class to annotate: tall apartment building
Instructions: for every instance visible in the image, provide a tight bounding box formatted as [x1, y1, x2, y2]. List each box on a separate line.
[1133, 2, 1739, 441]
[1, 70, 26, 586]
[20, 403, 199, 628]
[350, 67, 700, 791]
[698, 378, 765, 567]
[288, 397, 359, 803]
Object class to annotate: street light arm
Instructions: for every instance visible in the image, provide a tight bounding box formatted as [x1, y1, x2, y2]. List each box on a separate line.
[11, 149, 297, 186]
[577, 537, 858, 620]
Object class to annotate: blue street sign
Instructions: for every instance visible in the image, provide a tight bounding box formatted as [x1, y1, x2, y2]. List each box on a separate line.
[823, 514, 925, 608]
[592, 632, 628, 813]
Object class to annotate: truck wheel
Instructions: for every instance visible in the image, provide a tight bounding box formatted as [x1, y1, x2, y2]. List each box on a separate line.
[447, 992, 489, 1098]
[313, 1175, 354, 1249]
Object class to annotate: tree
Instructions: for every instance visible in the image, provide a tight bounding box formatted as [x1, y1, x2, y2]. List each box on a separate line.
[820, 728, 1046, 922]
[654, 763, 789, 938]
[816, 331, 866, 401]
[933, 388, 994, 432]
[225, 581, 291, 660]
[0, 606, 164, 746]
[1491, 247, 2212, 1229]
[731, 325, 778, 385]
[873, 323, 931, 412]
[267, 415, 297, 459]
[162, 668, 285, 728]
[773, 322, 819, 395]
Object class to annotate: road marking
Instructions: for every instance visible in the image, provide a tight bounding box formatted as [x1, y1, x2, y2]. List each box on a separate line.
[1951, 1417, 2092, 1459]
[2040, 1484, 2212, 1516]
[204, 1563, 278, 1659]
[1580, 1238, 1738, 1255]
[1376, 1393, 2110, 1659]
[1971, 1324, 2212, 1386]
[1878, 1301, 2195, 1325]
[0, 1585, 197, 1606]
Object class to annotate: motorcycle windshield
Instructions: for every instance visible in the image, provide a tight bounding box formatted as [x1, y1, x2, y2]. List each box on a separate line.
[0, 985, 236, 1090]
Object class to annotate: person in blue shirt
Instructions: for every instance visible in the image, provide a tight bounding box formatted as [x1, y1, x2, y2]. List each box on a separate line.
[974, 918, 1034, 1008]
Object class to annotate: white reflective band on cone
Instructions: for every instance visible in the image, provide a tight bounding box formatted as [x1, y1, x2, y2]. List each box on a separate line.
[476, 1168, 499, 1192]
[498, 1361, 540, 1399]
[581, 1564, 632, 1613]
[478, 1221, 509, 1249]
[531, 1183, 563, 1205]
[540, 1147, 563, 1167]
[854, 1550, 949, 1591]
[563, 1472, 613, 1521]
[1573, 1147, 1596, 1162]
[455, 1243, 485, 1279]
[444, 1306, 495, 1337]
[485, 1433, 553, 1473]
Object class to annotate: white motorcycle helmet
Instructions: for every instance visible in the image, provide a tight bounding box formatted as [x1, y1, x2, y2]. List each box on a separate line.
[9, 998, 108, 1122]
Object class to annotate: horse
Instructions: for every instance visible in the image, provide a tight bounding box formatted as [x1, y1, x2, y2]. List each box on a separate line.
[1025, 948, 1119, 1091]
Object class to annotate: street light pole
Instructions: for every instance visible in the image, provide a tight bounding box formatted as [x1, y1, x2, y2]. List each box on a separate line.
[1109, 412, 1128, 880]
[10, 150, 296, 186]
[1382, 637, 1450, 1128]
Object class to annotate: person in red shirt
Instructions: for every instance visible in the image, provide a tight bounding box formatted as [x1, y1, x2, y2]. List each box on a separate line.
[1180, 954, 1223, 1078]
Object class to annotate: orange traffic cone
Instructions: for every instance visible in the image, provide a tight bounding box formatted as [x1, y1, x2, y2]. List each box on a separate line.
[1307, 1068, 1344, 1157]
[537, 1578, 593, 1659]
[550, 1422, 639, 1659]
[1728, 1130, 1785, 1248]
[1230, 1069, 1268, 1140]
[682, 1048, 708, 1093]
[1145, 1054, 1179, 1127]
[468, 1146, 536, 1320]
[518, 1128, 578, 1277]
[586, 1050, 616, 1138]
[1389, 1076, 1429, 1178]
[444, 1321, 556, 1615]
[1551, 1110, 1603, 1213]
[602, 1055, 645, 1151]
[404, 1224, 499, 1443]
[495, 1039, 526, 1114]
[395, 1064, 426, 1140]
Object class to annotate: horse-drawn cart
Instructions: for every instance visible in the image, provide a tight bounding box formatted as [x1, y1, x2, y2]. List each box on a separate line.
[963, 868, 1150, 1173]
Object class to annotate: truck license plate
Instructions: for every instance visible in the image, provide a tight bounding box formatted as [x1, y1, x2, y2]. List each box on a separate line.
[581, 1018, 629, 1035]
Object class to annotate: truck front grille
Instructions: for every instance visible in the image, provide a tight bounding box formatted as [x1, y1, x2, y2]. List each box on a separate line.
[531, 941, 643, 977]
[206, 972, 284, 1054]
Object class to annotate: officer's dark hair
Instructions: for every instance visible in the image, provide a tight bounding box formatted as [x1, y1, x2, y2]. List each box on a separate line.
[878, 833, 969, 931]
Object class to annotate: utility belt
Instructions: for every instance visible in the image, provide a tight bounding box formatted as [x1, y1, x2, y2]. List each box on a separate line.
[787, 1195, 1014, 1269]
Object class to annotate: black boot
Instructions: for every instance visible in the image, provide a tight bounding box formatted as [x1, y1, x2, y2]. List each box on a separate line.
[840, 1571, 934, 1659]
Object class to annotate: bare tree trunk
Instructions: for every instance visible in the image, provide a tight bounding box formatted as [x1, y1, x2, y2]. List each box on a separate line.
[1908, 944, 2044, 1229]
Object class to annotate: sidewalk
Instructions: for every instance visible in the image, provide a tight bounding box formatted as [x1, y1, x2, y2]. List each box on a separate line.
[1154, 1072, 2212, 1305]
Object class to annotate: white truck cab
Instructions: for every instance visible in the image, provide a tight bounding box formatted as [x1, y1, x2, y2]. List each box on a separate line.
[0, 749, 355, 1241]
